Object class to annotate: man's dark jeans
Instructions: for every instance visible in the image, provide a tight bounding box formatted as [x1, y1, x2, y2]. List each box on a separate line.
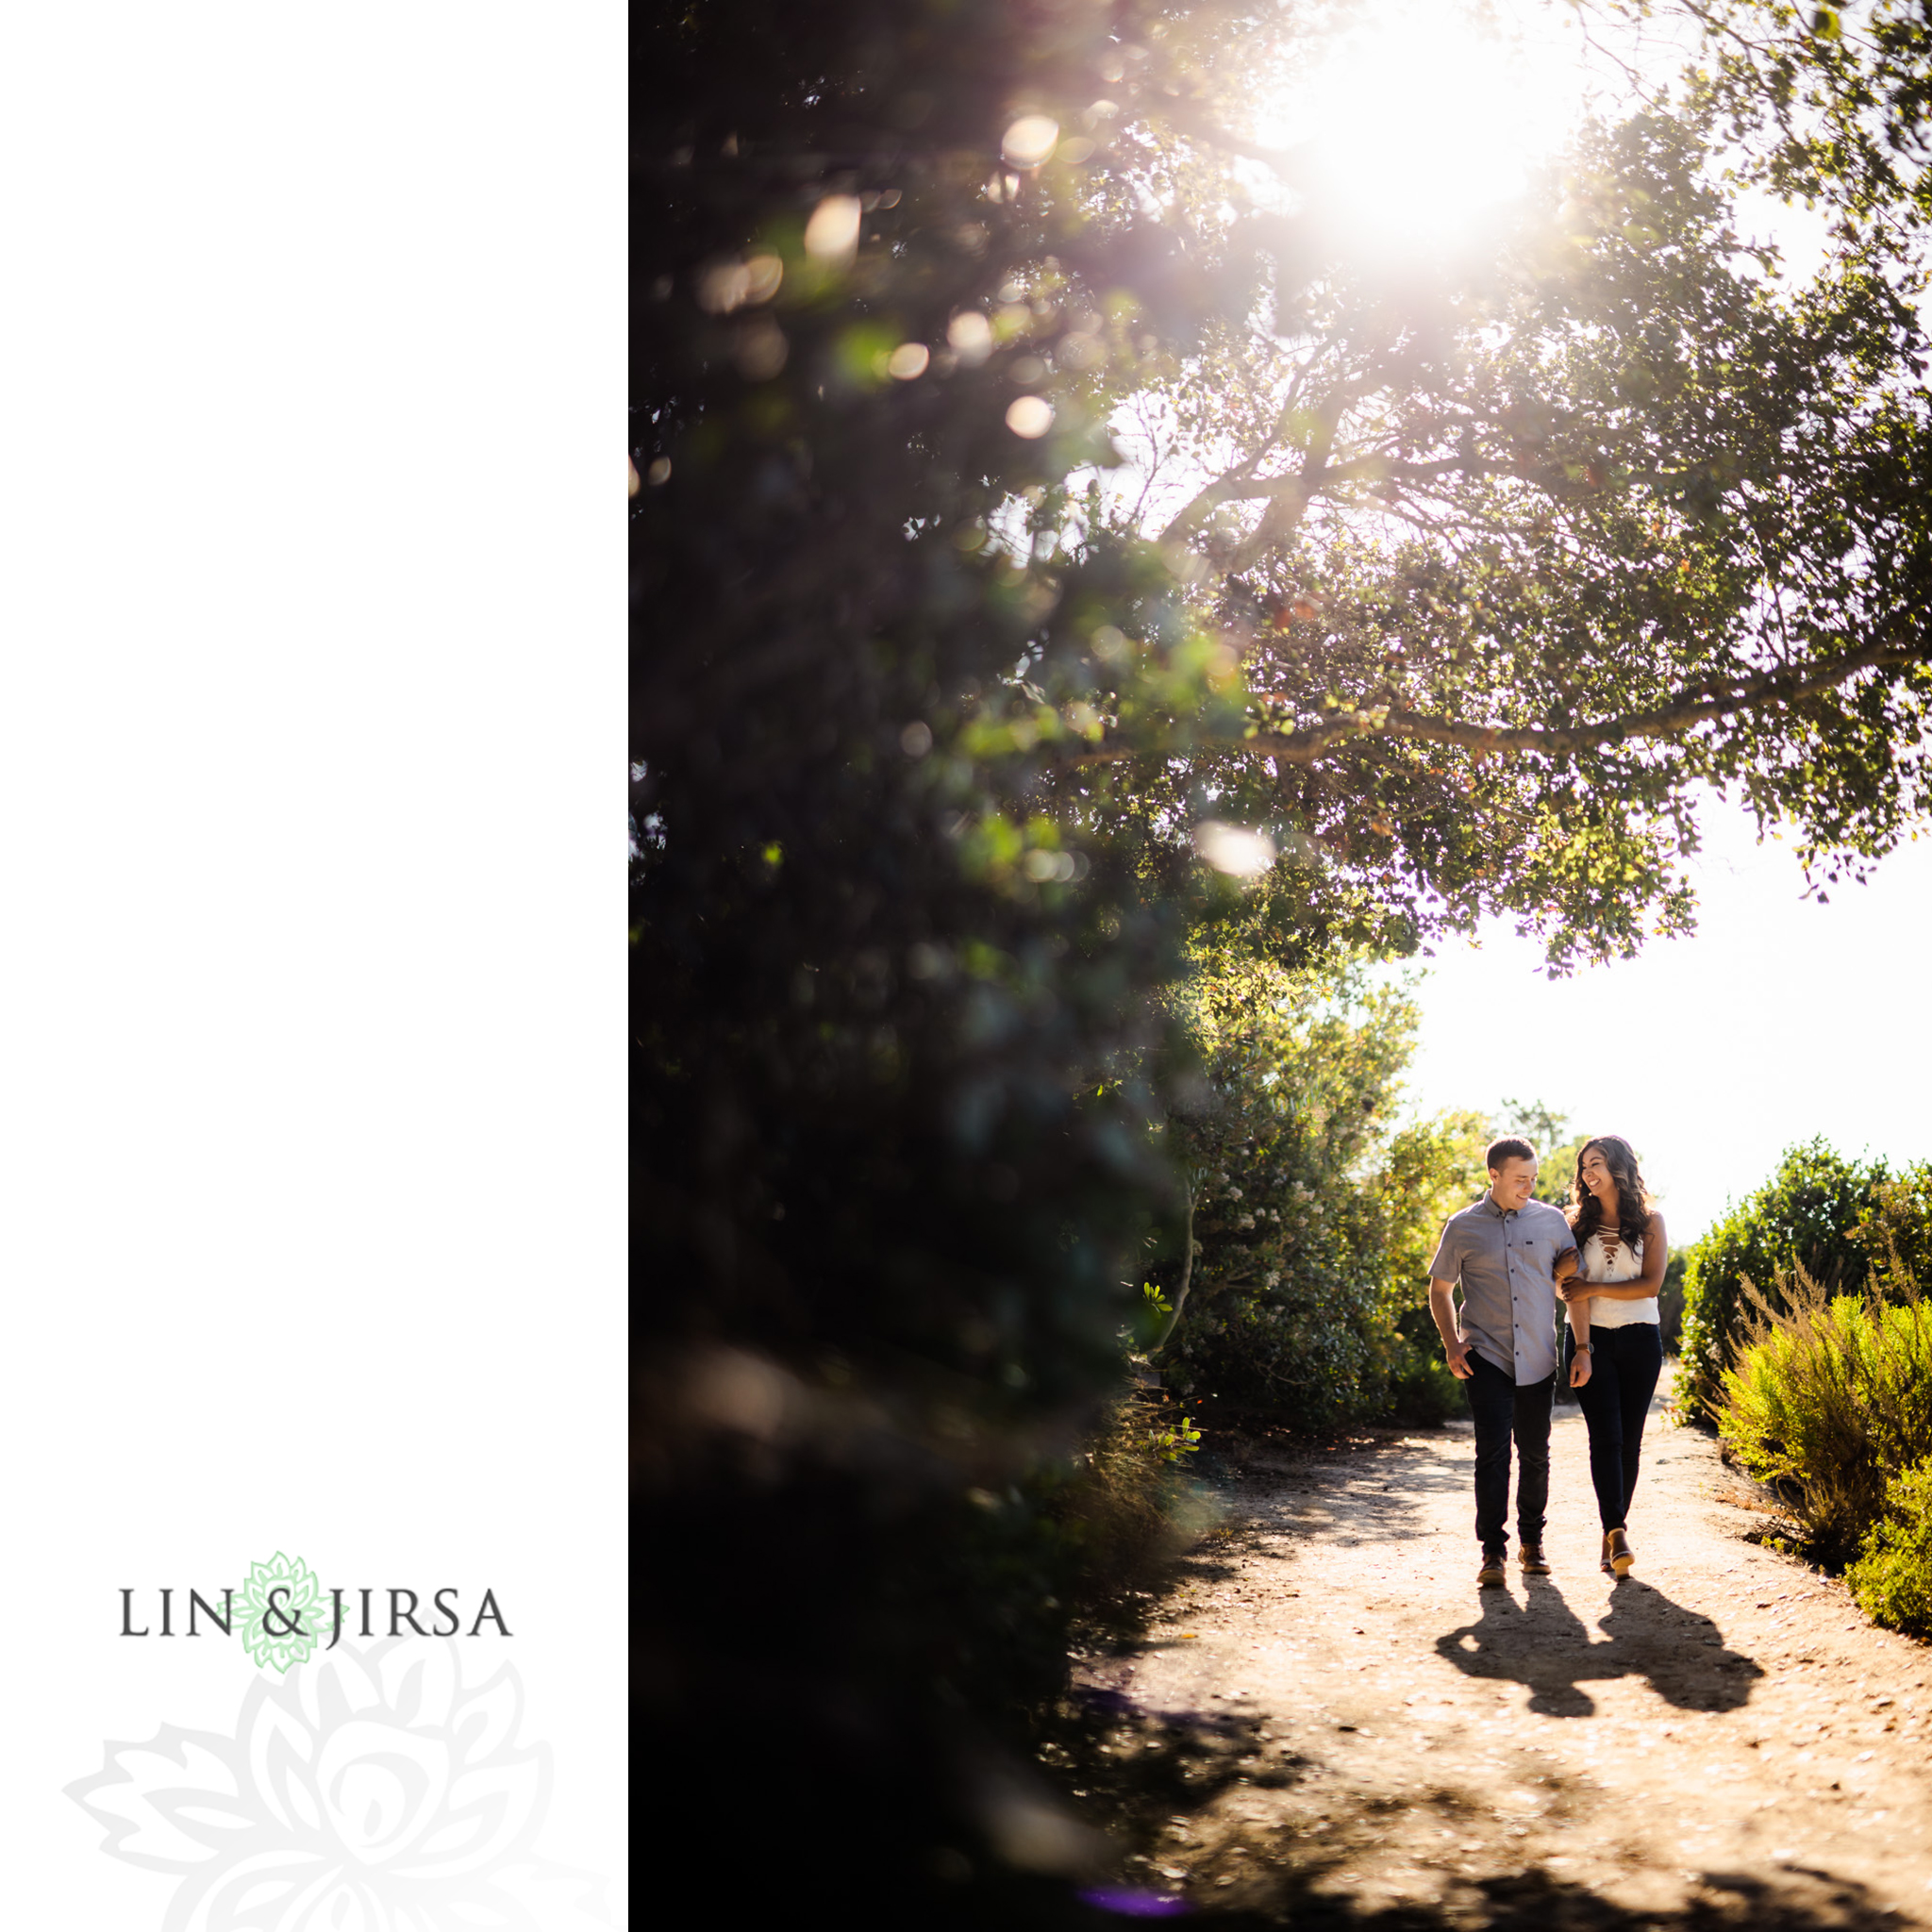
[1464, 1351, 1555, 1558]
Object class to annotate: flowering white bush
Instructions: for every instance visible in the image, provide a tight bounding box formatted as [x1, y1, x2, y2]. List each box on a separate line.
[1153, 951, 1483, 1426]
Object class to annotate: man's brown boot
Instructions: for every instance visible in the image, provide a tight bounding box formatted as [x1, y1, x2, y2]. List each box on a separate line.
[1518, 1543, 1551, 1574]
[1477, 1554, 1507, 1587]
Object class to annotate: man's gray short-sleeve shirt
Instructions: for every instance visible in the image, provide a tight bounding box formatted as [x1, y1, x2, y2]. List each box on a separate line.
[1427, 1196, 1577, 1385]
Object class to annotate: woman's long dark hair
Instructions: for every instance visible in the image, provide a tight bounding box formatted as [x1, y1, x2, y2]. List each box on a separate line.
[1568, 1135, 1654, 1249]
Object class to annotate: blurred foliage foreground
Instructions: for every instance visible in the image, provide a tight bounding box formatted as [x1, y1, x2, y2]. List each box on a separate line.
[636, 0, 1932, 1920]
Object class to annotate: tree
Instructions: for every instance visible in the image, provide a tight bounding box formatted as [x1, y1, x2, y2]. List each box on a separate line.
[1629, 1, 1932, 247]
[1059, 98, 1932, 968]
[1856, 1163, 1932, 1296]
[1497, 1097, 1591, 1206]
[1151, 954, 1420, 1421]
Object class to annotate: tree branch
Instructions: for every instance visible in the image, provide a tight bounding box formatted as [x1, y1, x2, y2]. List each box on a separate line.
[1072, 641, 1925, 768]
[1151, 96, 1319, 184]
[1150, 1184, 1197, 1357]
[1159, 380, 1364, 551]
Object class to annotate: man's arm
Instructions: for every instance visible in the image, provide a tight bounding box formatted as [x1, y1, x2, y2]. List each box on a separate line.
[1427, 1278, 1473, 1379]
[1564, 1277, 1593, 1387]
[1552, 1210, 1585, 1301]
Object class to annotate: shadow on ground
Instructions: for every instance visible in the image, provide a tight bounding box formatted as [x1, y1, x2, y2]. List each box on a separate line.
[1046, 1685, 1891, 1931]
[1068, 1865, 1915, 1929]
[1435, 1574, 1764, 1716]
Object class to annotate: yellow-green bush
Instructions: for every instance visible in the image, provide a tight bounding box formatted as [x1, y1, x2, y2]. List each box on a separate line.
[1718, 1264, 1932, 1564]
[1848, 1456, 1932, 1638]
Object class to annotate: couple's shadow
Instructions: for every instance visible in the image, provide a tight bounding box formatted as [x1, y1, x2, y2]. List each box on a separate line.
[1435, 1574, 1763, 1717]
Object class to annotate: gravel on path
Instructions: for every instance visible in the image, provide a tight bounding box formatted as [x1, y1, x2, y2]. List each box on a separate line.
[1073, 1380, 1932, 1925]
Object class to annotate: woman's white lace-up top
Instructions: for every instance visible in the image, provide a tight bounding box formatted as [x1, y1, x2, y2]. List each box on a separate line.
[1578, 1225, 1657, 1328]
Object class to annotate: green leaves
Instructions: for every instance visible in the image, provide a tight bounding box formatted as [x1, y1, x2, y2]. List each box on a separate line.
[1674, 0, 1932, 238]
[1679, 1140, 1888, 1418]
[1024, 76, 1932, 973]
[1150, 946, 1469, 1423]
[1145, 1410, 1203, 1463]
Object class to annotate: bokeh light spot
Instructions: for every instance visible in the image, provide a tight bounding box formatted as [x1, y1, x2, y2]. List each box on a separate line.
[1193, 821, 1277, 878]
[1001, 115, 1059, 168]
[948, 311, 993, 364]
[804, 193, 861, 262]
[1006, 395, 1054, 438]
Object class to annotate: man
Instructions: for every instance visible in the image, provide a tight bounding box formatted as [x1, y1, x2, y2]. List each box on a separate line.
[1426, 1137, 1589, 1587]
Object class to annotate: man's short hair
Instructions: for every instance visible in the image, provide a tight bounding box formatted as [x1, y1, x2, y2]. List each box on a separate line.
[1486, 1136, 1535, 1171]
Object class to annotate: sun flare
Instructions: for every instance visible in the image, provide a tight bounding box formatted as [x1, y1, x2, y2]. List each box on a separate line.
[1256, 2, 1588, 247]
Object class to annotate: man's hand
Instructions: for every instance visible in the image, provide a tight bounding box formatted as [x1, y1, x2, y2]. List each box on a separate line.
[1569, 1349, 1592, 1389]
[1443, 1334, 1474, 1379]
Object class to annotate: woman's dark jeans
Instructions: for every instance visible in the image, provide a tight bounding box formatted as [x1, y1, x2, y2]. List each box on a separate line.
[1464, 1352, 1555, 1559]
[1566, 1323, 1664, 1532]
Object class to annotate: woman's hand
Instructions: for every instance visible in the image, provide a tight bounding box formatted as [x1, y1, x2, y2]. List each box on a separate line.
[1569, 1349, 1592, 1389]
[1559, 1278, 1592, 1306]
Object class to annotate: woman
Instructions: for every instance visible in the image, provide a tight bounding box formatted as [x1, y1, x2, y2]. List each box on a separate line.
[1558, 1136, 1668, 1578]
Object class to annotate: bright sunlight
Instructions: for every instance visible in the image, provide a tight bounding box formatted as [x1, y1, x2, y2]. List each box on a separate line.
[1257, 0, 1592, 247]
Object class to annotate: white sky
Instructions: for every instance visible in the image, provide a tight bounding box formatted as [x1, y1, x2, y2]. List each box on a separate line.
[1381, 792, 1932, 1244]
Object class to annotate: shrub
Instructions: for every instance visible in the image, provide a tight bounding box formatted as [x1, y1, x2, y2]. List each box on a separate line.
[1679, 1141, 1882, 1418]
[1381, 1108, 1493, 1424]
[1657, 1248, 1688, 1355]
[1384, 1324, 1468, 1425]
[1718, 1262, 1932, 1564]
[1857, 1165, 1932, 1296]
[1041, 1388, 1212, 1620]
[1848, 1455, 1932, 1638]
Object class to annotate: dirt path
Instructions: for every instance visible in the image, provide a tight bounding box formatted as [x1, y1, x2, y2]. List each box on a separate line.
[1073, 1379, 1932, 1926]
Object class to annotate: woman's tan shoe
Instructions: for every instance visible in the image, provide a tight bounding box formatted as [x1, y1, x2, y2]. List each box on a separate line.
[1607, 1526, 1635, 1577]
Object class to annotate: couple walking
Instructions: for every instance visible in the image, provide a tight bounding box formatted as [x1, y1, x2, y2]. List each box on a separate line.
[1426, 1134, 1667, 1587]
